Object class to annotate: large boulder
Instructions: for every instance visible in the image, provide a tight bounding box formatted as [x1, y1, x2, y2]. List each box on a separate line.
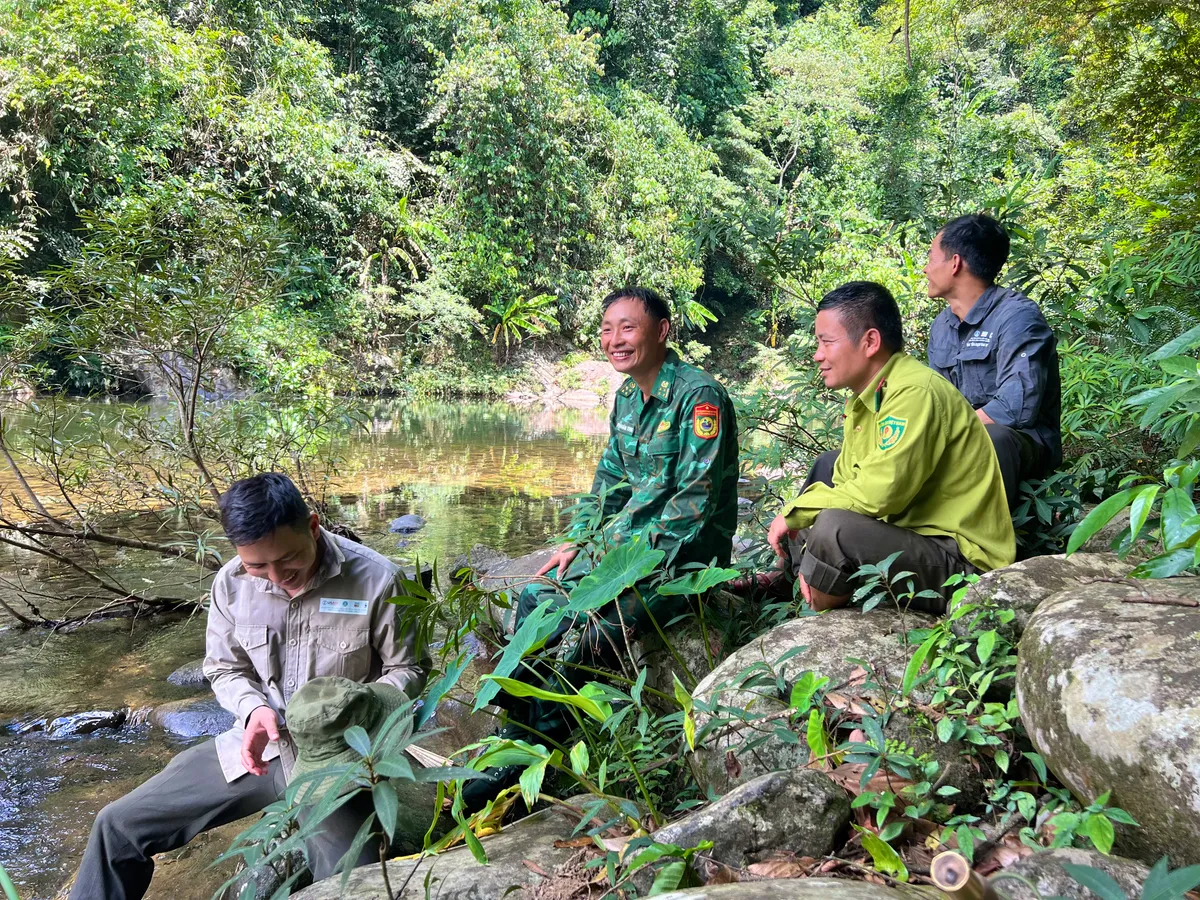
[292, 802, 589, 900]
[475, 549, 558, 640]
[956, 553, 1134, 643]
[1018, 576, 1200, 866]
[689, 610, 945, 795]
[167, 659, 209, 689]
[151, 697, 235, 738]
[647, 879, 938, 899]
[991, 848, 1149, 900]
[652, 769, 850, 870]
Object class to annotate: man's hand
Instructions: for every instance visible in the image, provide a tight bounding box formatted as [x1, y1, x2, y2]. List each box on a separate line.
[242, 705, 280, 776]
[975, 407, 995, 426]
[537, 543, 579, 580]
[767, 515, 798, 560]
[797, 573, 813, 604]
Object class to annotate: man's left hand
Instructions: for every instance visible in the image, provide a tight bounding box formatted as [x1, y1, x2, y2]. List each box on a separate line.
[767, 514, 797, 560]
[975, 408, 995, 425]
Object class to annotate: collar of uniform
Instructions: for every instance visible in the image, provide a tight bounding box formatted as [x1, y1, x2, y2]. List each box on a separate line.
[231, 527, 345, 598]
[850, 351, 906, 413]
[650, 350, 680, 402]
[962, 285, 1004, 326]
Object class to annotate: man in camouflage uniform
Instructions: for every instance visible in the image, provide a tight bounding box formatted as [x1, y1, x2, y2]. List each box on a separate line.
[464, 286, 739, 808]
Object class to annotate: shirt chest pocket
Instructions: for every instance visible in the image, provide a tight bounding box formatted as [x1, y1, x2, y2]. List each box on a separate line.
[314, 626, 373, 682]
[235, 625, 274, 681]
[954, 341, 996, 403]
[645, 434, 681, 484]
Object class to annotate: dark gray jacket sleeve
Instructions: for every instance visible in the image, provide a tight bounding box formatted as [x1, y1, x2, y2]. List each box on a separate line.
[979, 305, 1055, 429]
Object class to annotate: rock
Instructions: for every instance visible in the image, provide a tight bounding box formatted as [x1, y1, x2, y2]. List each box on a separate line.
[559, 388, 605, 408]
[221, 849, 312, 900]
[647, 879, 938, 899]
[415, 696, 501, 761]
[167, 659, 209, 689]
[1078, 509, 1132, 555]
[151, 697, 235, 738]
[449, 545, 510, 582]
[991, 848, 1150, 900]
[1017, 576, 1200, 866]
[388, 514, 426, 534]
[690, 610, 936, 795]
[476, 549, 557, 639]
[292, 802, 588, 900]
[652, 769, 850, 870]
[956, 553, 1135, 643]
[47, 709, 128, 736]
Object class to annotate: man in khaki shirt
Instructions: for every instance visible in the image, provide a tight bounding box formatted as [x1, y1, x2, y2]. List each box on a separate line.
[71, 473, 428, 900]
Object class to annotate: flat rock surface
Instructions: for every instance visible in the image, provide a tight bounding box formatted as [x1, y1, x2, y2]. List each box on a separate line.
[292, 803, 584, 900]
[648, 878, 938, 899]
[1018, 576, 1200, 865]
[991, 848, 1149, 900]
[166, 659, 209, 689]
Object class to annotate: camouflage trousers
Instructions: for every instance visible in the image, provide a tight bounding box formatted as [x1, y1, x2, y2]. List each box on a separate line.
[505, 555, 688, 741]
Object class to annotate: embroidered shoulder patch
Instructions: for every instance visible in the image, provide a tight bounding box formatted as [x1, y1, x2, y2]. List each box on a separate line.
[877, 415, 907, 451]
[657, 419, 672, 433]
[693, 403, 719, 440]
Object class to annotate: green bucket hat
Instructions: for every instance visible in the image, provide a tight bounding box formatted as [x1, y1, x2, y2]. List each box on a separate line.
[287, 676, 410, 798]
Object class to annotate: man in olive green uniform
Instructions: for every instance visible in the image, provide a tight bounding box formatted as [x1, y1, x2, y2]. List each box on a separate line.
[464, 286, 738, 808]
[767, 281, 1014, 614]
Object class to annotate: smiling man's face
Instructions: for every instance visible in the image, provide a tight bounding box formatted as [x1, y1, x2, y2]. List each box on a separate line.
[235, 513, 321, 597]
[599, 297, 669, 381]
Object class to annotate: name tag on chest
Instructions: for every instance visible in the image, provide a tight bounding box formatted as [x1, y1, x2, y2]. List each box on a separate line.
[319, 598, 369, 616]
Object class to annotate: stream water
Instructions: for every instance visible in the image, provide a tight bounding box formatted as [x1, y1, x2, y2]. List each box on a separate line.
[0, 399, 608, 899]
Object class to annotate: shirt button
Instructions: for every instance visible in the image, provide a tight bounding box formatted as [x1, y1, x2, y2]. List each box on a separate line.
[289, 638, 297, 647]
[855, 425, 862, 432]
[290, 602, 299, 610]
[286, 679, 295, 688]
[1020, 352, 1027, 357]
[340, 641, 348, 649]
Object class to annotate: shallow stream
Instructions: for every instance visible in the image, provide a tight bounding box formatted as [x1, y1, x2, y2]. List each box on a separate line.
[0, 399, 607, 899]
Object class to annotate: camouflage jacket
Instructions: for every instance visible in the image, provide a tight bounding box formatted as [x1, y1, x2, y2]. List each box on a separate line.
[571, 350, 740, 568]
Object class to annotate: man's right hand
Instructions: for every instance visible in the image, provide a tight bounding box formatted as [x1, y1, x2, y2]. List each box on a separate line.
[241, 705, 280, 776]
[767, 514, 798, 560]
[537, 543, 579, 579]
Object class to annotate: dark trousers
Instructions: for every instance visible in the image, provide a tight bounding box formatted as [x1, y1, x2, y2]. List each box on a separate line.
[69, 738, 377, 900]
[790, 451, 975, 614]
[507, 558, 687, 742]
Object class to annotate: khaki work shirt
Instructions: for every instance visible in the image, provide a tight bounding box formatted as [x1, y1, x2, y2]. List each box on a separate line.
[780, 352, 1015, 573]
[204, 528, 429, 783]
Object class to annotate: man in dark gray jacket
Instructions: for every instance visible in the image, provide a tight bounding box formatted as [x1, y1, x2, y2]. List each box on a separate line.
[924, 214, 1061, 506]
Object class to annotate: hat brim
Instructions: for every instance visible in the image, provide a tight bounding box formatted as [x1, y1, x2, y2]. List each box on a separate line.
[288, 682, 412, 801]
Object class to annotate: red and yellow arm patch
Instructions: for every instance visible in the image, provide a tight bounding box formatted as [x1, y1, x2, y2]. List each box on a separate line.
[693, 403, 720, 440]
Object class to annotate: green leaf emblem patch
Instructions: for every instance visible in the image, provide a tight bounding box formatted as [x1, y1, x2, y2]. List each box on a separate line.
[878, 414, 907, 451]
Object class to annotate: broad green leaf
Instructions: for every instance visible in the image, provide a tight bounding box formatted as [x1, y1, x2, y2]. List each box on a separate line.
[570, 741, 590, 777]
[937, 716, 954, 743]
[648, 860, 687, 895]
[337, 813, 378, 894]
[789, 671, 829, 712]
[416, 651, 473, 728]
[463, 824, 488, 864]
[482, 676, 609, 723]
[474, 596, 566, 709]
[855, 826, 909, 881]
[994, 749, 1009, 773]
[902, 632, 938, 697]
[343, 726, 372, 758]
[878, 821, 905, 842]
[632, 668, 648, 707]
[566, 540, 665, 613]
[1129, 485, 1161, 540]
[806, 708, 828, 762]
[1084, 814, 1115, 854]
[1161, 488, 1200, 550]
[473, 738, 552, 770]
[1131, 549, 1195, 578]
[375, 757, 414, 780]
[1151, 323, 1200, 360]
[1025, 752, 1048, 784]
[519, 757, 550, 809]
[372, 781, 399, 839]
[411, 765, 487, 782]
[1067, 490, 1135, 555]
[657, 567, 740, 595]
[976, 630, 997, 665]
[1061, 863, 1128, 900]
[1143, 859, 1200, 900]
[672, 673, 694, 713]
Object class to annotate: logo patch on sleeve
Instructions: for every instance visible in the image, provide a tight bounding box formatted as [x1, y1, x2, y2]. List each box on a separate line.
[693, 403, 719, 439]
[657, 419, 672, 433]
[877, 415, 907, 451]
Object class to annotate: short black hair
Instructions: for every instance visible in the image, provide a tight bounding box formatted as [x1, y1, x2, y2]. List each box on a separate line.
[938, 214, 1010, 284]
[816, 281, 904, 354]
[601, 286, 671, 323]
[219, 473, 310, 546]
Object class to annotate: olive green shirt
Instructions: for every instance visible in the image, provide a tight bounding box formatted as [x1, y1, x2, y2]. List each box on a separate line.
[780, 352, 1015, 572]
[572, 350, 740, 568]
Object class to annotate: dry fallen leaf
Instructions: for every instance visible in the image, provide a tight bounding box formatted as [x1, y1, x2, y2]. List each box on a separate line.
[725, 749, 743, 782]
[849, 666, 869, 686]
[975, 833, 1033, 876]
[746, 856, 816, 879]
[700, 859, 741, 884]
[523, 859, 553, 877]
[827, 762, 915, 797]
[553, 838, 595, 849]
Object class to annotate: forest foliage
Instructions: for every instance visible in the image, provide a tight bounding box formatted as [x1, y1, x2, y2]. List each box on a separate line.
[1, 0, 1199, 483]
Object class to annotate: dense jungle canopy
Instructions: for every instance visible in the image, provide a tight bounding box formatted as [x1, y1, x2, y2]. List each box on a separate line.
[1, 0, 1199, 489]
